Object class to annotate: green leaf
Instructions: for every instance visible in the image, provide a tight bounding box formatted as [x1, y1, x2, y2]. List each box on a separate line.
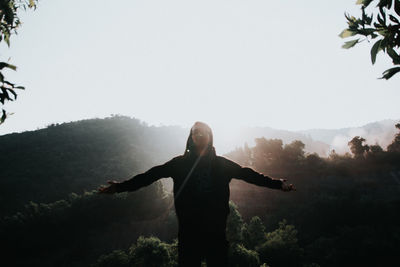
[342, 39, 359, 49]
[380, 67, 400, 80]
[339, 29, 356, 38]
[370, 39, 382, 64]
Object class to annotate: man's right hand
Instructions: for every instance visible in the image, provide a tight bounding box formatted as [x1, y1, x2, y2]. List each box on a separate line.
[280, 179, 296, 192]
[98, 180, 119, 194]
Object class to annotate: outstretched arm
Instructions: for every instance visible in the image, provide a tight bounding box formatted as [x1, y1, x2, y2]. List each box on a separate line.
[223, 158, 295, 191]
[98, 157, 178, 194]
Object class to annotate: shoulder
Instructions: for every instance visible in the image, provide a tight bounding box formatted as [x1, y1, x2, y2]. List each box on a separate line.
[165, 155, 185, 166]
[215, 156, 241, 169]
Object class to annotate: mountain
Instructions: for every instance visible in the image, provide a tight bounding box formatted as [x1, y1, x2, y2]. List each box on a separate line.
[1, 116, 398, 215]
[214, 126, 330, 156]
[298, 119, 399, 154]
[0, 115, 187, 216]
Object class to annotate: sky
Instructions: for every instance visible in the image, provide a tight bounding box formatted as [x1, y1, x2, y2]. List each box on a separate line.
[0, 0, 399, 136]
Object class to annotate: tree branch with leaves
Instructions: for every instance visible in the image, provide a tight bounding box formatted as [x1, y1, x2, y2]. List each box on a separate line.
[340, 0, 400, 80]
[0, 0, 37, 124]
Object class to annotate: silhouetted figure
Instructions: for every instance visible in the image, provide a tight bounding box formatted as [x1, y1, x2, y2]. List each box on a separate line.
[98, 121, 295, 266]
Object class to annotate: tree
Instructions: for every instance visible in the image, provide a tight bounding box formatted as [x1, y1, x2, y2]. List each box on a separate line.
[257, 220, 304, 267]
[340, 0, 400, 79]
[253, 138, 283, 171]
[129, 236, 172, 267]
[229, 243, 260, 267]
[91, 250, 130, 267]
[243, 216, 266, 250]
[0, 0, 37, 123]
[282, 140, 305, 163]
[348, 136, 370, 158]
[226, 201, 244, 244]
[387, 123, 400, 152]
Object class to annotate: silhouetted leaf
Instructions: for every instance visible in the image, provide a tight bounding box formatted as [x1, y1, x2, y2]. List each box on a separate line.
[0, 109, 6, 123]
[387, 47, 400, 64]
[8, 89, 17, 99]
[380, 67, 400, 79]
[342, 39, 359, 49]
[371, 39, 382, 64]
[0, 62, 17, 71]
[389, 15, 399, 24]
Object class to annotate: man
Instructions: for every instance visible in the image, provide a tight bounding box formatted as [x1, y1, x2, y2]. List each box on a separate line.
[98, 121, 295, 266]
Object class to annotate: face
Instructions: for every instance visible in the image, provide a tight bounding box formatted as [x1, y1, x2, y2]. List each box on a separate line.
[191, 123, 211, 153]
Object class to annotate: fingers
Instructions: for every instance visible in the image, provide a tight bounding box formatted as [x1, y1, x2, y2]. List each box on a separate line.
[97, 184, 115, 194]
[281, 180, 296, 192]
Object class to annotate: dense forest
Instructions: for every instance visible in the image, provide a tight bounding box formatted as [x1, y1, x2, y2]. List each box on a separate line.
[0, 116, 187, 216]
[1, 117, 400, 266]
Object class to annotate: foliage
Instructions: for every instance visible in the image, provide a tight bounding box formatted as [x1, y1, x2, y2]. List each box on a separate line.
[0, 0, 37, 123]
[229, 243, 260, 267]
[91, 250, 130, 267]
[257, 219, 304, 267]
[2, 118, 400, 266]
[129, 236, 172, 267]
[387, 123, 400, 151]
[242, 216, 266, 250]
[226, 201, 244, 244]
[0, 190, 175, 266]
[340, 0, 400, 79]
[348, 136, 370, 158]
[0, 116, 185, 216]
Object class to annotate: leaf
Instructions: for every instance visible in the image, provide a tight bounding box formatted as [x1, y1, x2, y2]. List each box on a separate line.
[389, 15, 399, 24]
[339, 29, 356, 38]
[342, 39, 359, 49]
[3, 81, 15, 87]
[8, 89, 17, 99]
[0, 109, 6, 123]
[370, 39, 382, 64]
[0, 62, 17, 71]
[380, 67, 400, 80]
[386, 47, 400, 64]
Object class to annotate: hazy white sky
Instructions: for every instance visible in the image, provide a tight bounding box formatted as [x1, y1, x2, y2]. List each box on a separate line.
[0, 0, 399, 136]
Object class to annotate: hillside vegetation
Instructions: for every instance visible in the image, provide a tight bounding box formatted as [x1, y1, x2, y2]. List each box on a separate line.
[1, 118, 400, 266]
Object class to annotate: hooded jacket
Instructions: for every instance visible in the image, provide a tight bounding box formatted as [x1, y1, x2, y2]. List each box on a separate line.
[116, 128, 283, 232]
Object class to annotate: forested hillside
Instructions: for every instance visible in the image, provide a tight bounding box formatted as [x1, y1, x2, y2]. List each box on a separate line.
[0, 116, 187, 216]
[1, 118, 400, 266]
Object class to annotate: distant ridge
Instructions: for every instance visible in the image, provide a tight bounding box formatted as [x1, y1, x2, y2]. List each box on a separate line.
[297, 119, 399, 153]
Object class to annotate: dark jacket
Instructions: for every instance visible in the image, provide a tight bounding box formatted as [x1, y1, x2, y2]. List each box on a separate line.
[116, 153, 283, 232]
